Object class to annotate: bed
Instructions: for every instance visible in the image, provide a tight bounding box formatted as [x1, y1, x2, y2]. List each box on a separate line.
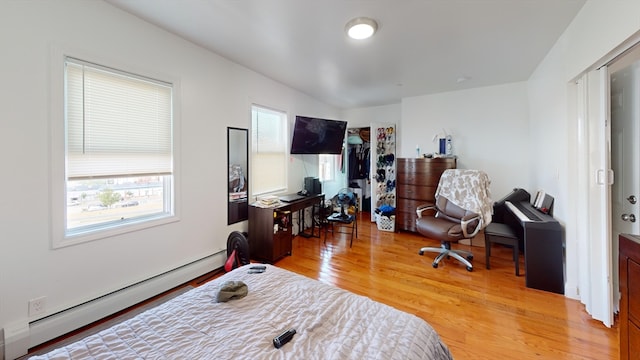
[30, 264, 453, 359]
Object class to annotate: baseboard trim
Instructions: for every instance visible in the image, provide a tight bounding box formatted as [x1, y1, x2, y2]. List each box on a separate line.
[3, 251, 225, 359]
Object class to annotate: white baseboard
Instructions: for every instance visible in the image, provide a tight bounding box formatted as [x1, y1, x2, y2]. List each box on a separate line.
[3, 322, 29, 360]
[3, 251, 225, 360]
[564, 281, 579, 300]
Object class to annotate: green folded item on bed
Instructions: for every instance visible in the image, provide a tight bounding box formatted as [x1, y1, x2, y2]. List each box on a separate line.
[215, 280, 248, 302]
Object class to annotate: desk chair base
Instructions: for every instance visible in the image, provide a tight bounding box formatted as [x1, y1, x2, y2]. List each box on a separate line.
[419, 243, 474, 272]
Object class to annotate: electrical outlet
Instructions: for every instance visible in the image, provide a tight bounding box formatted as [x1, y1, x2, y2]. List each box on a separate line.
[28, 296, 47, 317]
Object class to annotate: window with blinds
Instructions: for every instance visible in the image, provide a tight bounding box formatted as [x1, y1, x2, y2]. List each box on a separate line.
[251, 105, 288, 196]
[64, 57, 174, 236]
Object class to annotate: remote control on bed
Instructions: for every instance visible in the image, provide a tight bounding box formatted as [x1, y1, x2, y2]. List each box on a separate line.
[273, 328, 296, 349]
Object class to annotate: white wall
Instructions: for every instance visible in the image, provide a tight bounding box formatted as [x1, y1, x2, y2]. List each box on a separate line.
[342, 104, 402, 128]
[527, 1, 640, 297]
[400, 82, 531, 200]
[341, 95, 529, 210]
[345, 84, 531, 202]
[0, 0, 338, 352]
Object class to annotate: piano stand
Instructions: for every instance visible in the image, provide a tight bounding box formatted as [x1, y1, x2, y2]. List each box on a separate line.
[491, 188, 564, 294]
[484, 223, 520, 276]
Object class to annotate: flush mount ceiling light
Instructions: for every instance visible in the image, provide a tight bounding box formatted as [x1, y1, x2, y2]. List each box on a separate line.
[345, 17, 378, 40]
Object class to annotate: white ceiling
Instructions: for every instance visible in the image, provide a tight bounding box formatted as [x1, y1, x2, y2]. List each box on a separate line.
[106, 0, 586, 109]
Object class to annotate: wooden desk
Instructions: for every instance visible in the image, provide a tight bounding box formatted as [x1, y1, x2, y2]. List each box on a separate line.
[288, 194, 324, 238]
[248, 194, 324, 263]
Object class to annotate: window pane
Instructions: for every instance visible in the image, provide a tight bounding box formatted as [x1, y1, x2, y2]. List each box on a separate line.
[319, 154, 335, 182]
[66, 176, 170, 232]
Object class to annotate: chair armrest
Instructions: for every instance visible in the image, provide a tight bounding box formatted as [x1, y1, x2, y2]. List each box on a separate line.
[416, 202, 436, 218]
[460, 213, 482, 238]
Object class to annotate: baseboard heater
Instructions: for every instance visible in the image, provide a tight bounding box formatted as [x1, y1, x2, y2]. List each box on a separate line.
[4, 250, 225, 359]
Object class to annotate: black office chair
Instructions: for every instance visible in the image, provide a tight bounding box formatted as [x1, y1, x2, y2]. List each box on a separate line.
[415, 169, 492, 271]
[324, 189, 358, 247]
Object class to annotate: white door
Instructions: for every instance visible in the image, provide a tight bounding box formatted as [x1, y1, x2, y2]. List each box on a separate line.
[610, 57, 640, 310]
[577, 68, 614, 327]
[370, 122, 396, 221]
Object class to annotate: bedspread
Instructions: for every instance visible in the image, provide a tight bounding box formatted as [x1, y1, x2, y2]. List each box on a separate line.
[31, 265, 453, 360]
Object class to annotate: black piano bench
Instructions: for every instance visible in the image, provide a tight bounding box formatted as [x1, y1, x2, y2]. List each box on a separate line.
[484, 222, 520, 276]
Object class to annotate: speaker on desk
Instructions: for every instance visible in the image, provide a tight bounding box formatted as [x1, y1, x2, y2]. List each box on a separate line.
[304, 177, 322, 195]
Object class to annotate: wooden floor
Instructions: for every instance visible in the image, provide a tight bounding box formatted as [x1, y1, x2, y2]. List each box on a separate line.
[30, 212, 618, 359]
[275, 212, 619, 360]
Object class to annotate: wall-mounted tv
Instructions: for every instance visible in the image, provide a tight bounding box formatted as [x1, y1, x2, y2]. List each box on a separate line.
[290, 115, 347, 154]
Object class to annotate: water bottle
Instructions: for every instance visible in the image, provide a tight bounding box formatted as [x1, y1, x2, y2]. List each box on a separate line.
[439, 138, 446, 154]
[446, 135, 452, 156]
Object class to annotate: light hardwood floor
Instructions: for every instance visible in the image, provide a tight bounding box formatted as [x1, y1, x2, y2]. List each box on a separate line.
[276, 212, 618, 360]
[30, 212, 618, 359]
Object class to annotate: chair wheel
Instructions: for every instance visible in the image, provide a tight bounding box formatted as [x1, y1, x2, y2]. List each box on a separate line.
[467, 255, 474, 261]
[466, 266, 473, 272]
[419, 250, 424, 256]
[432, 263, 438, 269]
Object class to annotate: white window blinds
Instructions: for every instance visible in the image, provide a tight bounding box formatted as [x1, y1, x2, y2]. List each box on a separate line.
[65, 58, 173, 179]
[251, 105, 287, 195]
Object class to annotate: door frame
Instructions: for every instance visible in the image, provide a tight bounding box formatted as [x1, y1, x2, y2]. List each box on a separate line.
[572, 34, 640, 327]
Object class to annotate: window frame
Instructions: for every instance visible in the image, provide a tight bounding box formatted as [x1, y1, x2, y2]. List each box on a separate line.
[50, 49, 181, 248]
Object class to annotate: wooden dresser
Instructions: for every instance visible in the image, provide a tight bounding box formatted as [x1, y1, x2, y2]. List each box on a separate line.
[396, 157, 456, 232]
[620, 233, 640, 360]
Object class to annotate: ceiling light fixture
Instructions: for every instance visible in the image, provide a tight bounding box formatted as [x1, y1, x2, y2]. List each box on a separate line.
[345, 17, 378, 40]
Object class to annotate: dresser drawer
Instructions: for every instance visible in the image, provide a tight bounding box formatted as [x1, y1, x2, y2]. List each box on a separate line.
[396, 199, 436, 233]
[398, 163, 455, 184]
[629, 258, 640, 322]
[620, 234, 640, 360]
[396, 210, 417, 232]
[397, 171, 443, 186]
[397, 158, 456, 173]
[397, 185, 437, 201]
[630, 320, 640, 360]
[398, 198, 433, 211]
[397, 209, 437, 231]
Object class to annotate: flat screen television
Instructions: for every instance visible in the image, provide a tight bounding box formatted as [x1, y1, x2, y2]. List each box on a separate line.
[290, 115, 347, 154]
